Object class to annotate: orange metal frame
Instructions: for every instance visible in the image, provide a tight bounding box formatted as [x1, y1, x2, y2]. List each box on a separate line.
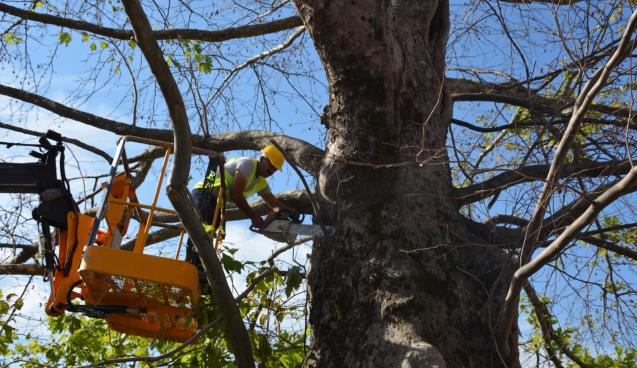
[44, 136, 224, 342]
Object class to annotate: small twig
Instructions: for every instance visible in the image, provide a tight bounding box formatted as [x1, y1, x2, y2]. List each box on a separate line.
[0, 121, 112, 163]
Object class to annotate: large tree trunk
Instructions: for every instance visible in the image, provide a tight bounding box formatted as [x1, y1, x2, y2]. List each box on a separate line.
[295, 1, 519, 367]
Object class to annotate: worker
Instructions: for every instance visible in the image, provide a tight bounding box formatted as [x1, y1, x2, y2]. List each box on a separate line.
[186, 144, 288, 268]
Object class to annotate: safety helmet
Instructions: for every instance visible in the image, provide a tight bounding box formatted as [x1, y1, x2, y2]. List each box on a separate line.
[261, 144, 285, 171]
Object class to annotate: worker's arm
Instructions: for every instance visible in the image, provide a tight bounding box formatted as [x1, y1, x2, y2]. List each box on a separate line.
[259, 190, 290, 213]
[230, 170, 264, 228]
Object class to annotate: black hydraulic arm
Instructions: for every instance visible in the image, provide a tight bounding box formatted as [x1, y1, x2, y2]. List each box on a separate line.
[0, 130, 63, 194]
[0, 130, 76, 229]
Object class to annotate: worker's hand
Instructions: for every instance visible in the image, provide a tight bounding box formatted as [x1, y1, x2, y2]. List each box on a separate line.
[251, 216, 265, 230]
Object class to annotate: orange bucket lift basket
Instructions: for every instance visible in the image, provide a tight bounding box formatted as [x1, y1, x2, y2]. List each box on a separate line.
[46, 136, 225, 342]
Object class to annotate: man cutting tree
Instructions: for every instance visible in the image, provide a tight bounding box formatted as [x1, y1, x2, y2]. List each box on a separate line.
[186, 144, 288, 266]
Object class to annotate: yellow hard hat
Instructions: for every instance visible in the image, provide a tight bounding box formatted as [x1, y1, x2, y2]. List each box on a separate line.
[262, 144, 285, 171]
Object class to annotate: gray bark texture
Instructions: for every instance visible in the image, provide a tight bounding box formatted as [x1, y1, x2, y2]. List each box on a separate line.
[294, 1, 519, 367]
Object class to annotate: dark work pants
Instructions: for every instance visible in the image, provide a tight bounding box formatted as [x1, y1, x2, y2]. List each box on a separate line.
[185, 188, 218, 275]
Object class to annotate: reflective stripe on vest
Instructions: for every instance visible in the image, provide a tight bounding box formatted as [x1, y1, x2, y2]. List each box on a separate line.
[194, 159, 268, 201]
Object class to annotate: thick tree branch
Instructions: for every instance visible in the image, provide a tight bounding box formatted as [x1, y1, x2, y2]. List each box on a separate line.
[500, 163, 637, 353]
[498, 9, 637, 353]
[118, 189, 315, 250]
[0, 243, 38, 264]
[0, 84, 324, 175]
[453, 115, 635, 134]
[121, 1, 255, 367]
[201, 131, 323, 177]
[0, 83, 168, 139]
[579, 236, 637, 261]
[7, 245, 38, 265]
[448, 78, 635, 129]
[0, 264, 45, 275]
[455, 160, 632, 205]
[0, 3, 302, 43]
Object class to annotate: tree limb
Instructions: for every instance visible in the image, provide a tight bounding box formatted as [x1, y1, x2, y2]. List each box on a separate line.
[455, 160, 632, 205]
[121, 1, 255, 366]
[7, 245, 38, 265]
[579, 236, 637, 262]
[0, 264, 45, 275]
[538, 177, 637, 242]
[118, 189, 316, 250]
[500, 163, 637, 353]
[0, 3, 301, 43]
[524, 283, 591, 368]
[497, 9, 637, 353]
[0, 85, 324, 175]
[448, 78, 636, 129]
[0, 121, 112, 163]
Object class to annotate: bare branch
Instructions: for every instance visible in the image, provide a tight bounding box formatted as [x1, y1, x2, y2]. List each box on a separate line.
[121, 1, 255, 366]
[0, 83, 167, 139]
[0, 121, 112, 163]
[456, 160, 632, 205]
[449, 78, 636, 129]
[0, 83, 324, 175]
[501, 164, 637, 350]
[579, 236, 637, 262]
[0, 264, 44, 275]
[0, 3, 302, 43]
[211, 26, 306, 102]
[524, 283, 591, 368]
[498, 8, 637, 352]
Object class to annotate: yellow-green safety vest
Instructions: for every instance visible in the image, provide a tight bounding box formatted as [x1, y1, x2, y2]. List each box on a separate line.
[194, 158, 268, 203]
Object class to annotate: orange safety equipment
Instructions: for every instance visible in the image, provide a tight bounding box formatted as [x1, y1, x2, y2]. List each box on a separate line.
[261, 144, 285, 171]
[40, 136, 224, 342]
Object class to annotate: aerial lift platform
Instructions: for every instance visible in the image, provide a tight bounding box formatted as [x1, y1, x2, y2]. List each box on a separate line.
[0, 132, 226, 342]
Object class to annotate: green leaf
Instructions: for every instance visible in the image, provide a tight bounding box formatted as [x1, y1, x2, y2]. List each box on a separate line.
[128, 40, 136, 49]
[167, 53, 181, 67]
[285, 266, 303, 297]
[198, 60, 212, 74]
[100, 41, 108, 49]
[81, 32, 89, 42]
[221, 254, 243, 273]
[89, 42, 97, 51]
[3, 34, 23, 45]
[0, 301, 9, 314]
[58, 32, 72, 46]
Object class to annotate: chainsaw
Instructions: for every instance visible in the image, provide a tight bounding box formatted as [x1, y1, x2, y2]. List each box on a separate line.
[250, 209, 335, 244]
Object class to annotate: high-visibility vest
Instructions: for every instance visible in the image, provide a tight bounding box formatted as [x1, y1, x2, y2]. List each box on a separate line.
[193, 158, 268, 202]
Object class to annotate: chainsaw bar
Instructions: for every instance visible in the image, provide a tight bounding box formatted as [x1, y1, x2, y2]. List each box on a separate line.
[261, 220, 335, 244]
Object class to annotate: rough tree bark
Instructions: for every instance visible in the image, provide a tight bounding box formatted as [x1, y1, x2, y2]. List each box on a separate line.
[294, 1, 518, 367]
